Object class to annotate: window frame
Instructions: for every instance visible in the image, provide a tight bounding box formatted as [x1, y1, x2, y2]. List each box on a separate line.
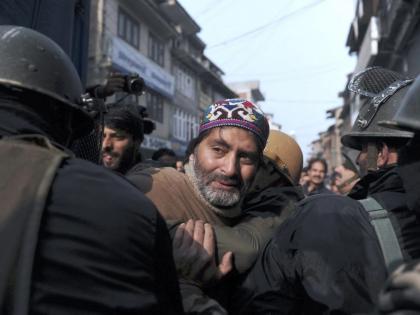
[117, 7, 140, 49]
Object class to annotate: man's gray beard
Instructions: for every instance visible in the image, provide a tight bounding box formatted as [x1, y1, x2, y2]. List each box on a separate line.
[190, 158, 245, 207]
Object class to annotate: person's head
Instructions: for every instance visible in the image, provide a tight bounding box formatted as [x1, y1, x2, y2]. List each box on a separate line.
[101, 106, 143, 174]
[306, 158, 328, 187]
[245, 130, 303, 199]
[186, 99, 269, 209]
[0, 26, 93, 144]
[262, 129, 303, 186]
[334, 154, 360, 194]
[175, 160, 185, 173]
[152, 148, 177, 165]
[342, 67, 414, 176]
[355, 139, 406, 175]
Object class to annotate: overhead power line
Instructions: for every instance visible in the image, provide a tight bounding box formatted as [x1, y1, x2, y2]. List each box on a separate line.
[207, 0, 327, 49]
[265, 99, 340, 104]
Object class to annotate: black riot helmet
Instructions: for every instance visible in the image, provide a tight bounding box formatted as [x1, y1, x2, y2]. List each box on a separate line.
[379, 74, 420, 132]
[0, 25, 93, 138]
[341, 67, 414, 150]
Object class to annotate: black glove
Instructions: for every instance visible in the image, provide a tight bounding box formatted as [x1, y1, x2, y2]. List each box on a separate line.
[378, 260, 420, 314]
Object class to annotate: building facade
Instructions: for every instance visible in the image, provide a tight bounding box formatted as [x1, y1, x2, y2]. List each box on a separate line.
[87, 0, 236, 158]
[310, 0, 420, 170]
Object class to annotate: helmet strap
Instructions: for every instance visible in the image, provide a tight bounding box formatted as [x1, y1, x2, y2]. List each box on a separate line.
[367, 142, 378, 172]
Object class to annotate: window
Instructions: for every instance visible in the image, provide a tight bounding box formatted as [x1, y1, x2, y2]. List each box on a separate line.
[146, 91, 164, 123]
[173, 108, 199, 142]
[118, 8, 139, 48]
[148, 32, 165, 66]
[174, 65, 195, 99]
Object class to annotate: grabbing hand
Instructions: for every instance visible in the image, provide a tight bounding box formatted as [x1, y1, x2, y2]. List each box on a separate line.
[378, 260, 420, 314]
[172, 219, 233, 286]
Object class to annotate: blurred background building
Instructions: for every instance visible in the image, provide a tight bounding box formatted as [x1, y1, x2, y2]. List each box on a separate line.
[87, 0, 237, 158]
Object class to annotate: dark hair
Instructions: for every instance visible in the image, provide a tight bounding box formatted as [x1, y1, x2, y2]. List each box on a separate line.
[307, 157, 328, 173]
[152, 148, 176, 161]
[104, 105, 144, 142]
[184, 127, 264, 164]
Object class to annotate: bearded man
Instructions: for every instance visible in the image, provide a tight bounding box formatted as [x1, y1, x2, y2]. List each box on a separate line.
[127, 99, 294, 312]
[127, 99, 269, 224]
[101, 106, 143, 174]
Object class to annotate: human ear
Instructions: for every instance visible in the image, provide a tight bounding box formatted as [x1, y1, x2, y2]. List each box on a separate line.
[377, 143, 389, 168]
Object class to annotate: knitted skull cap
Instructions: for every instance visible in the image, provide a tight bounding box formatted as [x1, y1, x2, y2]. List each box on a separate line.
[199, 98, 270, 147]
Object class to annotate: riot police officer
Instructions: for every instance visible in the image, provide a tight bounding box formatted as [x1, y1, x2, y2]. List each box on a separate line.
[342, 67, 420, 263]
[0, 26, 183, 314]
[377, 74, 420, 315]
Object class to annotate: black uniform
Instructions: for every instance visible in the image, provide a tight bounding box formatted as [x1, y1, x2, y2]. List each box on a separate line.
[348, 165, 420, 260]
[232, 194, 388, 315]
[0, 112, 183, 315]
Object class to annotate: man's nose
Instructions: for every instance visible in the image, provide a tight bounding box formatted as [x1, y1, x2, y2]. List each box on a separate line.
[102, 136, 112, 150]
[221, 154, 238, 177]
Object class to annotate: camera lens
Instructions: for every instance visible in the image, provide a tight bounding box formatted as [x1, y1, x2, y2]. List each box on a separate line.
[127, 77, 144, 94]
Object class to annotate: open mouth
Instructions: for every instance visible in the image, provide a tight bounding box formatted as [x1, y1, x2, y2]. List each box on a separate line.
[102, 154, 115, 165]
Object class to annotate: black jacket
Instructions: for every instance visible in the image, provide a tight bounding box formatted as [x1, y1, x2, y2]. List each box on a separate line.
[30, 159, 183, 315]
[398, 161, 420, 216]
[348, 165, 420, 261]
[232, 194, 387, 315]
[0, 107, 183, 314]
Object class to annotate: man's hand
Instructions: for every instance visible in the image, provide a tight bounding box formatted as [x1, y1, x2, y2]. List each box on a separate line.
[378, 261, 420, 314]
[172, 219, 233, 286]
[93, 72, 126, 98]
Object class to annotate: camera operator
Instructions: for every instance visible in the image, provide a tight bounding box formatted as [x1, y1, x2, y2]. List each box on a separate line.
[77, 72, 156, 174]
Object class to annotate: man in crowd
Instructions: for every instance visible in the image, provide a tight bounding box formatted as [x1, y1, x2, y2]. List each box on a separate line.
[127, 99, 298, 312]
[333, 153, 360, 195]
[152, 147, 177, 166]
[302, 157, 332, 196]
[101, 105, 144, 174]
[232, 67, 420, 314]
[0, 26, 183, 314]
[128, 98, 270, 226]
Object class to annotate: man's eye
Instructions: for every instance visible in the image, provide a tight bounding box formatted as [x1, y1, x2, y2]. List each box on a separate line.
[212, 147, 224, 154]
[240, 156, 255, 164]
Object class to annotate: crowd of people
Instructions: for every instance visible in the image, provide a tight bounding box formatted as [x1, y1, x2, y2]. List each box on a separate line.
[2, 25, 420, 315]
